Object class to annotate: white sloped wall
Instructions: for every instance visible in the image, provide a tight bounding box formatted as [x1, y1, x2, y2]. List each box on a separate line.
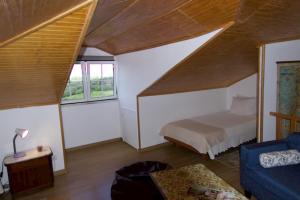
[116, 29, 223, 148]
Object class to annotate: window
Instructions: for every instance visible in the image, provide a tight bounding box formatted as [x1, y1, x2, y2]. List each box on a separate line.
[89, 63, 114, 99]
[62, 61, 116, 103]
[62, 64, 84, 101]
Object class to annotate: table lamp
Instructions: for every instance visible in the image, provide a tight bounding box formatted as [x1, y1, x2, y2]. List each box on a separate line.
[13, 128, 29, 158]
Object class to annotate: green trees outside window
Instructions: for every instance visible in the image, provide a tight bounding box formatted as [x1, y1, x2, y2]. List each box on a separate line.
[62, 62, 116, 103]
[62, 64, 84, 101]
[89, 63, 114, 99]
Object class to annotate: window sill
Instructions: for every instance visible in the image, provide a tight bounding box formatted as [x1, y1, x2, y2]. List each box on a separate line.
[60, 98, 118, 106]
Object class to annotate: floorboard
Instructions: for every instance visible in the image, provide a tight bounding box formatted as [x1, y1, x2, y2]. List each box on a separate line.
[2, 141, 248, 200]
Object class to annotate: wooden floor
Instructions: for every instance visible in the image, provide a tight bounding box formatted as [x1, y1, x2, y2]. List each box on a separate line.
[4, 141, 246, 200]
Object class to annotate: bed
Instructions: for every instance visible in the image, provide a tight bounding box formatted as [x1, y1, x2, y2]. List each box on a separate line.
[160, 96, 257, 159]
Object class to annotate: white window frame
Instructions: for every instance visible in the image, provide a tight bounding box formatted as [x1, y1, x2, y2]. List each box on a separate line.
[61, 60, 117, 104]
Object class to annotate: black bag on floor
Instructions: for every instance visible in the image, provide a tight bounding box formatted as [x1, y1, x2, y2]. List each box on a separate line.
[111, 161, 169, 200]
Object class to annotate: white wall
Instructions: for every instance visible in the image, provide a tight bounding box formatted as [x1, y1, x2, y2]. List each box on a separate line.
[61, 101, 122, 149]
[0, 105, 64, 183]
[226, 74, 257, 109]
[79, 47, 113, 56]
[120, 108, 139, 148]
[263, 39, 300, 141]
[61, 47, 122, 149]
[116, 30, 221, 111]
[138, 74, 257, 148]
[116, 30, 221, 148]
[139, 89, 227, 148]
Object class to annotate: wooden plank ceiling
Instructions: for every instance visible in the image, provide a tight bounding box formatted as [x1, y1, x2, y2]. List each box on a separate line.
[0, 0, 86, 43]
[85, 0, 240, 55]
[139, 0, 300, 96]
[0, 0, 97, 110]
[83, 0, 300, 96]
[140, 22, 258, 96]
[1, 0, 300, 109]
[85, 0, 300, 56]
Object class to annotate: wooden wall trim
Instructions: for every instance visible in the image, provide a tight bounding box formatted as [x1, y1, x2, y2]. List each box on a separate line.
[136, 96, 142, 150]
[0, 0, 95, 48]
[139, 142, 172, 152]
[58, 104, 68, 174]
[259, 35, 300, 47]
[54, 169, 68, 176]
[65, 138, 123, 152]
[257, 45, 266, 142]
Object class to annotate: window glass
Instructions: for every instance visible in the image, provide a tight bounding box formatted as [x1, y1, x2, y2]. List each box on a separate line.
[61, 61, 116, 104]
[90, 63, 114, 99]
[62, 64, 84, 101]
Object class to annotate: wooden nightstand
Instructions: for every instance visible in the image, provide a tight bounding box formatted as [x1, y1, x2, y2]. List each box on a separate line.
[4, 146, 54, 197]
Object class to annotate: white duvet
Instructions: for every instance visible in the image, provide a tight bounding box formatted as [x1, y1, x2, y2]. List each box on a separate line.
[160, 111, 256, 159]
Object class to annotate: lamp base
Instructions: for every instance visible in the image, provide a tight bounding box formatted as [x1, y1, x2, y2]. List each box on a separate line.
[14, 152, 26, 158]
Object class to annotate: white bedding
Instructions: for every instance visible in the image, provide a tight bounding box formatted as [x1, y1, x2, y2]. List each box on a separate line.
[160, 111, 256, 159]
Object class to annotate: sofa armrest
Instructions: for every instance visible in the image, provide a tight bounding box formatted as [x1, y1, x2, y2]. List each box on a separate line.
[287, 132, 300, 151]
[240, 140, 288, 168]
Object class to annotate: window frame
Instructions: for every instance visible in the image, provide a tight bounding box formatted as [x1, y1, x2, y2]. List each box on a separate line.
[61, 60, 117, 104]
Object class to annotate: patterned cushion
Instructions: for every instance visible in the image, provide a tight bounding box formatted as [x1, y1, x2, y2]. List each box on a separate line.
[259, 150, 300, 168]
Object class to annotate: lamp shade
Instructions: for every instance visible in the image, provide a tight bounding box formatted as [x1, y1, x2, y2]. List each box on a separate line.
[15, 128, 29, 138]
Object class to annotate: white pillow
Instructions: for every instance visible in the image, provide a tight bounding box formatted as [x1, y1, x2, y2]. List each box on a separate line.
[230, 96, 256, 115]
[259, 149, 300, 168]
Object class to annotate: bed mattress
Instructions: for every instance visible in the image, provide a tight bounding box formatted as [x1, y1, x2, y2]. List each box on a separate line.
[160, 111, 256, 159]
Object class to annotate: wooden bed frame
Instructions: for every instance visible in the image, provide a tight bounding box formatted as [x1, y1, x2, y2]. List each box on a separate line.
[164, 136, 257, 159]
[164, 136, 209, 159]
[164, 136, 198, 152]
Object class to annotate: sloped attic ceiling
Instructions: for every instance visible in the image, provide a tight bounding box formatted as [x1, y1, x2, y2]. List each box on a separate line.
[84, 0, 241, 55]
[140, 0, 300, 96]
[0, 0, 97, 110]
[0, 0, 86, 43]
[84, 0, 300, 55]
[140, 22, 258, 96]
[1, 0, 300, 109]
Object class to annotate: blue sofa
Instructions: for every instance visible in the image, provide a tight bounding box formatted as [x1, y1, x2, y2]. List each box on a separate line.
[240, 133, 300, 200]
